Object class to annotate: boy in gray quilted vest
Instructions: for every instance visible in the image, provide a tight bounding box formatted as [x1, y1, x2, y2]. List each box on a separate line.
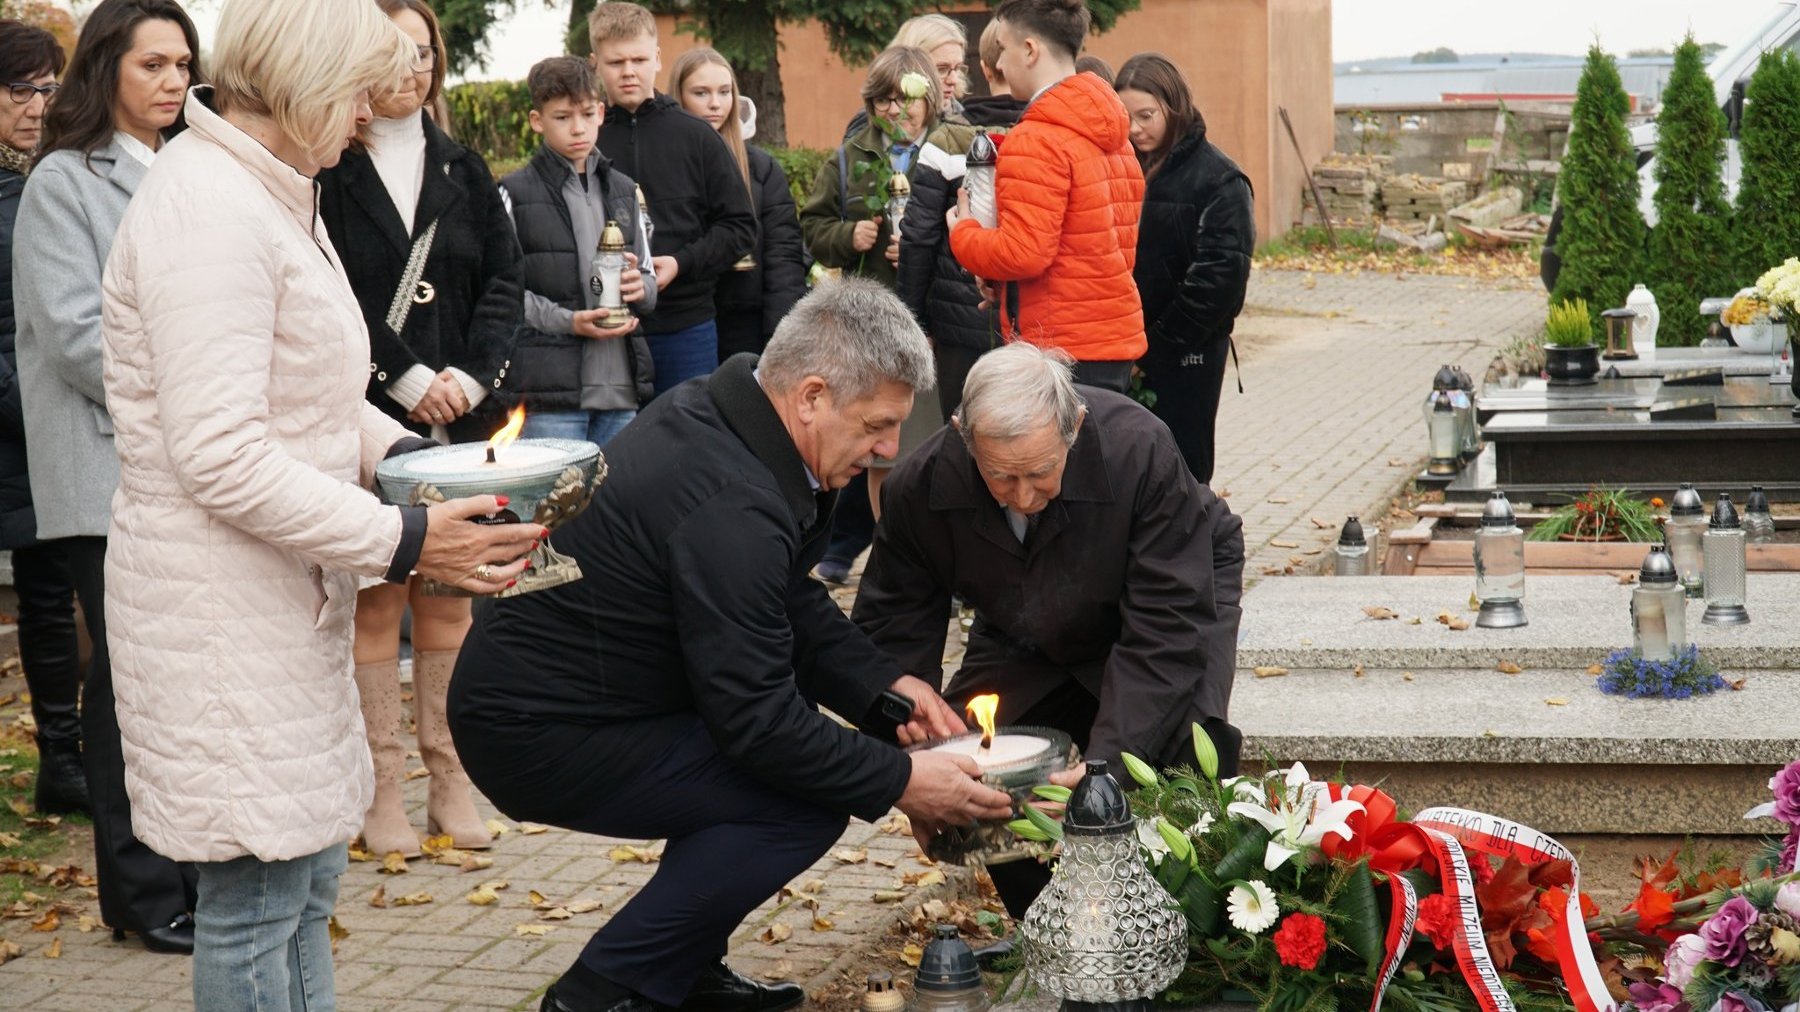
[499, 56, 657, 447]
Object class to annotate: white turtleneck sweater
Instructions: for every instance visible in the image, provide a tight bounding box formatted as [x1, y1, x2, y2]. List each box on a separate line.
[367, 111, 486, 426]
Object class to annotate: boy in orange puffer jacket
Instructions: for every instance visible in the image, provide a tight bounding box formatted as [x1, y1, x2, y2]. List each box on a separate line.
[947, 0, 1146, 392]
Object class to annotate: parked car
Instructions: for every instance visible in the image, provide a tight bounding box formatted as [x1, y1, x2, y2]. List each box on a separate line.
[1541, 1, 1800, 290]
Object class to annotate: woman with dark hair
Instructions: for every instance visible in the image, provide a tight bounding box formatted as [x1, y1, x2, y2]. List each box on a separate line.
[12, 0, 202, 954]
[1115, 52, 1254, 485]
[318, 0, 522, 859]
[0, 20, 84, 822]
[671, 47, 806, 362]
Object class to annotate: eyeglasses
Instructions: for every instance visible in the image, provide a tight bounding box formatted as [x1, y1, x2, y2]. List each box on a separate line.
[8, 82, 56, 105]
[411, 44, 437, 73]
[873, 94, 907, 111]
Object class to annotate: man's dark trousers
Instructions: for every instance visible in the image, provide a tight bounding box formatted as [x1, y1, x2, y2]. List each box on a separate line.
[462, 715, 845, 1005]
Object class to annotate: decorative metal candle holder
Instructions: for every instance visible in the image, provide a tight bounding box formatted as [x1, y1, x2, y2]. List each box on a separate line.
[1020, 760, 1185, 1012]
[909, 725, 1076, 866]
[375, 437, 606, 598]
[1702, 493, 1750, 626]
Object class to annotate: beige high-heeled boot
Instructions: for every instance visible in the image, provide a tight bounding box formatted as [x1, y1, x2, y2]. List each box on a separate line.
[412, 649, 493, 850]
[354, 658, 422, 858]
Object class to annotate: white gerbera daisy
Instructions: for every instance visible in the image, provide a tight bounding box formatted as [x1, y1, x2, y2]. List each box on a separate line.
[1225, 880, 1279, 935]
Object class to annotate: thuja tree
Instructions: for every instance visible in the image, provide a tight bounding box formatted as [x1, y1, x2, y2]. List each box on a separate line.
[1647, 36, 1732, 346]
[1732, 50, 1800, 286]
[1551, 45, 1645, 341]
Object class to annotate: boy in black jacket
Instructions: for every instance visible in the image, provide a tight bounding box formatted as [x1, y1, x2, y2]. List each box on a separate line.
[589, 2, 756, 396]
[500, 57, 656, 447]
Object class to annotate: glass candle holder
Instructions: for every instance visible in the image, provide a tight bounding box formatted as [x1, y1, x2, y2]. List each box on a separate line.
[1665, 483, 1707, 598]
[1473, 491, 1526, 628]
[1335, 515, 1369, 576]
[1702, 493, 1749, 625]
[1632, 544, 1686, 662]
[1744, 485, 1775, 545]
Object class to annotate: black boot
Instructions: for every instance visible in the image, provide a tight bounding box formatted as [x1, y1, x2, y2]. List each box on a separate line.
[33, 737, 90, 816]
[678, 961, 803, 1012]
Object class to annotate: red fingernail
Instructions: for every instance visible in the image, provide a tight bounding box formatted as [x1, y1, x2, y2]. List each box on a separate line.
[496, 495, 510, 507]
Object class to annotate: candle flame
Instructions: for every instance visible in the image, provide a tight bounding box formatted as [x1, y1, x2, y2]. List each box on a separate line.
[966, 694, 999, 750]
[488, 404, 526, 455]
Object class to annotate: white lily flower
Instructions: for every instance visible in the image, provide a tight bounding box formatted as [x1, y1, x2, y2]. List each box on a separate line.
[1225, 879, 1280, 934]
[1225, 762, 1363, 871]
[1187, 812, 1215, 841]
[1136, 817, 1172, 860]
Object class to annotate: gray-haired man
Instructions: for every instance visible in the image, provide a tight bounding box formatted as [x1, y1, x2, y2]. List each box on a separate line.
[854, 342, 1246, 920]
[446, 278, 1012, 1012]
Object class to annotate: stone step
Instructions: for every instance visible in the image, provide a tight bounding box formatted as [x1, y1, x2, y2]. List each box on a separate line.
[1238, 573, 1800, 670]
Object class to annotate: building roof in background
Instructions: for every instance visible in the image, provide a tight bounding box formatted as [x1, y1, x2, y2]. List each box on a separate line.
[1336, 55, 1677, 108]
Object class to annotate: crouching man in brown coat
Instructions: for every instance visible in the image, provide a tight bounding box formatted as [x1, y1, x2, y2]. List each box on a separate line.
[853, 341, 1245, 918]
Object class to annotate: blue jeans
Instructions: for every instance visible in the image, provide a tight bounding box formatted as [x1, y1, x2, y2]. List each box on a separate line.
[646, 320, 719, 397]
[521, 408, 636, 447]
[192, 843, 347, 1012]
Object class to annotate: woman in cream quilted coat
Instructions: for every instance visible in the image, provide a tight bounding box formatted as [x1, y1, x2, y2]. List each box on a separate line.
[97, 1, 542, 1007]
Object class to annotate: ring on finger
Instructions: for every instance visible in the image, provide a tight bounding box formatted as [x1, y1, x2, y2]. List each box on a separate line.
[475, 563, 493, 581]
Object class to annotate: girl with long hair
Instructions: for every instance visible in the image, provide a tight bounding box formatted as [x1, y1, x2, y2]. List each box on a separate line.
[670, 46, 805, 361]
[1115, 52, 1255, 485]
[318, 0, 523, 860]
[13, 0, 204, 955]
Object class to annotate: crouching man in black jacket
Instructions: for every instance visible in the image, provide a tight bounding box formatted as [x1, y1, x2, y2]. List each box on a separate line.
[448, 278, 1011, 1012]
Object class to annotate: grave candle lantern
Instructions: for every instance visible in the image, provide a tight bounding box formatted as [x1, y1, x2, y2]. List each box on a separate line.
[966, 128, 998, 229]
[1745, 485, 1775, 544]
[374, 406, 606, 598]
[590, 221, 632, 328]
[886, 172, 912, 237]
[1425, 395, 1459, 475]
[915, 695, 1075, 866]
[1601, 307, 1638, 360]
[1451, 365, 1480, 461]
[1665, 483, 1707, 598]
[1631, 543, 1686, 662]
[1020, 760, 1185, 1012]
[909, 925, 991, 1012]
[1334, 515, 1369, 576]
[1702, 493, 1750, 626]
[1473, 490, 1527, 628]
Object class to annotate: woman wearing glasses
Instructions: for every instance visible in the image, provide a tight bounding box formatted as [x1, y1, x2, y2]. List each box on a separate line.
[317, 0, 521, 861]
[12, 0, 203, 954]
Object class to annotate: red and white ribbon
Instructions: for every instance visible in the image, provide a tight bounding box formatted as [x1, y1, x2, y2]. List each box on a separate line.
[1414, 807, 1617, 1012]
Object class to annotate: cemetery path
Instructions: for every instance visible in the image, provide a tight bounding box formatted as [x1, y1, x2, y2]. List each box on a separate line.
[0, 268, 1547, 1011]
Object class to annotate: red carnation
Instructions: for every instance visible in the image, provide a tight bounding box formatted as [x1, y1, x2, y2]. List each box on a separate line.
[1272, 912, 1327, 970]
[1414, 893, 1460, 949]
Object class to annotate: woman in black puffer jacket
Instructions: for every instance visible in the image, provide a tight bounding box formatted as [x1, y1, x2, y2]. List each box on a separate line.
[1117, 54, 1255, 485]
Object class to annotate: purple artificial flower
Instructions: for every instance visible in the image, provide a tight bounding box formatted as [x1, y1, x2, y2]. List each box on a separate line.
[1783, 828, 1799, 876]
[1625, 981, 1688, 1012]
[1777, 881, 1800, 919]
[1698, 896, 1759, 968]
[1773, 761, 1800, 826]
[1716, 992, 1770, 1012]
[1664, 932, 1706, 989]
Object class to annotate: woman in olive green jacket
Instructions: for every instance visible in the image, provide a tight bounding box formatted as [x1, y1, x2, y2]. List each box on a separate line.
[801, 45, 974, 288]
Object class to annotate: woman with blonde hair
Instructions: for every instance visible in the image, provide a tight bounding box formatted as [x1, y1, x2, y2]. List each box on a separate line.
[842, 13, 968, 139]
[670, 46, 805, 361]
[100, 0, 542, 1005]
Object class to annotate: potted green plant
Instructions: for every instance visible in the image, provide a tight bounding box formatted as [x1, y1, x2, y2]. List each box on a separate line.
[1543, 297, 1600, 386]
[1526, 485, 1662, 542]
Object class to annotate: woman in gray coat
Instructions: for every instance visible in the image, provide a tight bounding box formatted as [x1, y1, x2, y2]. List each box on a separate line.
[12, 0, 202, 954]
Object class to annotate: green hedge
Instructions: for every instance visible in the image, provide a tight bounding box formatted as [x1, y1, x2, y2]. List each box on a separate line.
[770, 147, 830, 205]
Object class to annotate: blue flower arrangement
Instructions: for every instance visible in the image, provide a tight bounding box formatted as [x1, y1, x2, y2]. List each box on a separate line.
[1595, 644, 1726, 699]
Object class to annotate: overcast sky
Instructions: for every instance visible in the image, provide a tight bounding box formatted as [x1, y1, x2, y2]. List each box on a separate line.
[169, 1, 1792, 82]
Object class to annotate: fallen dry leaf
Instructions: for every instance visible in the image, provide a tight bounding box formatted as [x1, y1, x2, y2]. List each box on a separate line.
[369, 885, 388, 908]
[1588, 663, 1605, 676]
[871, 856, 898, 868]
[904, 869, 946, 888]
[1268, 497, 1292, 505]
[1496, 661, 1523, 674]
[77, 915, 101, 933]
[347, 846, 375, 863]
[1363, 606, 1399, 621]
[457, 854, 494, 873]
[1270, 538, 1299, 548]
[0, 831, 20, 848]
[759, 923, 792, 944]
[830, 847, 867, 865]
[1352, 663, 1365, 678]
[5, 797, 28, 818]
[1310, 517, 1333, 529]
[391, 892, 434, 907]
[1387, 457, 1408, 467]
[871, 890, 909, 903]
[1252, 666, 1289, 678]
[538, 907, 573, 921]
[43, 937, 61, 959]
[519, 822, 550, 835]
[1729, 677, 1748, 691]
[1545, 698, 1568, 707]
[529, 890, 549, 907]
[761, 960, 793, 982]
[899, 943, 924, 967]
[327, 916, 349, 946]
[1435, 610, 1470, 631]
[1404, 616, 1422, 625]
[1403, 671, 1416, 682]
[466, 885, 500, 906]
[403, 766, 431, 781]
[379, 852, 409, 875]
[30, 909, 58, 932]
[514, 923, 555, 937]
[418, 834, 454, 857]
[1616, 573, 1638, 585]
[484, 819, 511, 838]
[0, 939, 20, 966]
[878, 814, 910, 835]
[608, 845, 661, 864]
[812, 916, 835, 932]
[563, 899, 602, 914]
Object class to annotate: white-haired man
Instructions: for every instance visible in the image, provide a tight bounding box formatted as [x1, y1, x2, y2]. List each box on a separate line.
[447, 279, 1012, 1012]
[854, 341, 1245, 920]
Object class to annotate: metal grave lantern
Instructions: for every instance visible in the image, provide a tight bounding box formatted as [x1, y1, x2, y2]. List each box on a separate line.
[1020, 761, 1184, 1012]
[1450, 365, 1480, 460]
[1665, 483, 1707, 598]
[591, 220, 632, 329]
[1702, 493, 1750, 626]
[1473, 490, 1527, 628]
[886, 172, 912, 236]
[967, 127, 998, 229]
[1422, 365, 1461, 476]
[1601, 307, 1638, 360]
[1745, 485, 1775, 544]
[1632, 544, 1686, 662]
[1334, 515, 1369, 576]
[909, 925, 991, 1012]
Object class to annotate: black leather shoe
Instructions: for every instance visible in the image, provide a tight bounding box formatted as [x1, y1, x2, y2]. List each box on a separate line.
[32, 739, 90, 816]
[541, 982, 665, 1012]
[113, 913, 195, 955]
[679, 961, 804, 1012]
